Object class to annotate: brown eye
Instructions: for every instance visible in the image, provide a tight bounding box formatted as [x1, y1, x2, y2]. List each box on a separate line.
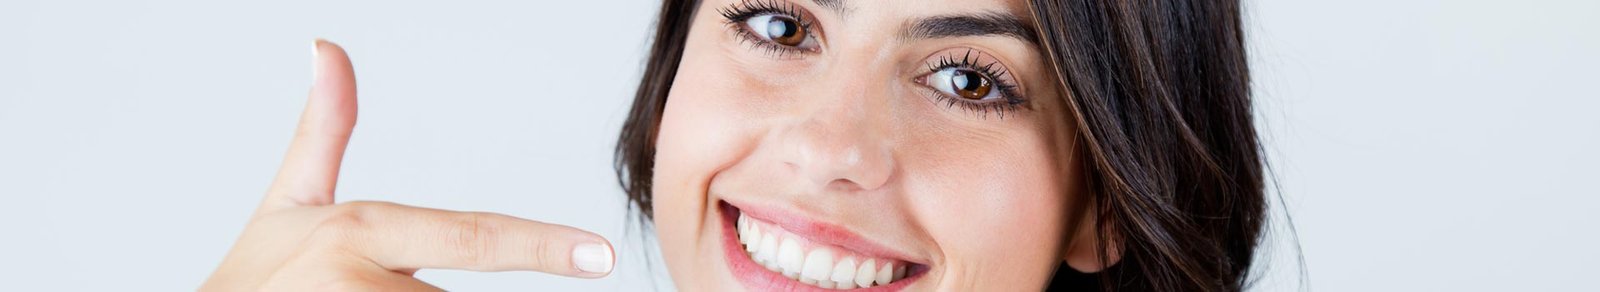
[918, 49, 1029, 117]
[949, 69, 992, 100]
[764, 17, 805, 46]
[744, 14, 813, 48]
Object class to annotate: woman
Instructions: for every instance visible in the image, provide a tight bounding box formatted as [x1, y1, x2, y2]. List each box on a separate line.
[203, 0, 1266, 290]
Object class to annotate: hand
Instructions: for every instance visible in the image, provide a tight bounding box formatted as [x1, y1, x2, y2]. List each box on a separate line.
[201, 40, 615, 291]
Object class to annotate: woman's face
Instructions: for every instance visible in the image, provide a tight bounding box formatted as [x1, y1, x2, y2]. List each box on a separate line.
[651, 0, 1082, 290]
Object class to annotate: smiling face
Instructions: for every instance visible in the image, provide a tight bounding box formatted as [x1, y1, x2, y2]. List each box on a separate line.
[649, 0, 1084, 290]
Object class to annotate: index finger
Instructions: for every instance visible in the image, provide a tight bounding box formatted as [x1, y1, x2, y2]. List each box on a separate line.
[327, 202, 616, 278]
[263, 39, 358, 211]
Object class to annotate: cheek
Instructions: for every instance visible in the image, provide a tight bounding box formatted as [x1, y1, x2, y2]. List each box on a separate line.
[650, 27, 780, 286]
[654, 54, 777, 214]
[904, 132, 1071, 288]
[654, 66, 738, 237]
[652, 30, 794, 223]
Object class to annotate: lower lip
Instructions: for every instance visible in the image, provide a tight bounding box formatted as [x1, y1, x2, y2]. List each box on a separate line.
[718, 201, 920, 291]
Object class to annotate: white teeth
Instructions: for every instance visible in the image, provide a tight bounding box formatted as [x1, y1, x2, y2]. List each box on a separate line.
[875, 261, 894, 286]
[831, 258, 858, 289]
[736, 213, 912, 289]
[777, 238, 804, 278]
[818, 280, 835, 289]
[758, 233, 779, 269]
[855, 259, 877, 288]
[835, 280, 856, 289]
[800, 248, 835, 282]
[742, 216, 755, 247]
[744, 224, 760, 252]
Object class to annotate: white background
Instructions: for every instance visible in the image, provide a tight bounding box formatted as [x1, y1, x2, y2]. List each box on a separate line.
[1, 0, 1595, 291]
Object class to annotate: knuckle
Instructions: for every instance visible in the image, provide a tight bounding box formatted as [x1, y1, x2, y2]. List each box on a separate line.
[310, 201, 389, 243]
[530, 230, 557, 271]
[445, 212, 499, 269]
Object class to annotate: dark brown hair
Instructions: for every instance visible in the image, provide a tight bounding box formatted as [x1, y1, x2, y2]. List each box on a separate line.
[616, 0, 1268, 290]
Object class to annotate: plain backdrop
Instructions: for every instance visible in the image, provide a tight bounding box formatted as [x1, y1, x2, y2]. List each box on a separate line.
[1, 0, 1595, 291]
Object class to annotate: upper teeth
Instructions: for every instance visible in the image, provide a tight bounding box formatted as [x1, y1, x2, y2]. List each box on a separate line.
[737, 213, 909, 289]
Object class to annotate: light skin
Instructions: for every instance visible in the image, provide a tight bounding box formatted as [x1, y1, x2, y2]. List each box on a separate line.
[653, 0, 1105, 290]
[202, 41, 615, 291]
[207, 0, 1113, 290]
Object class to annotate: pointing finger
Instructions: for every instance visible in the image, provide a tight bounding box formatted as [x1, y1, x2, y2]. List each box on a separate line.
[317, 202, 617, 278]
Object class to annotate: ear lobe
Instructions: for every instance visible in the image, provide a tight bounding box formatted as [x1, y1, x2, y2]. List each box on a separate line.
[1062, 213, 1122, 273]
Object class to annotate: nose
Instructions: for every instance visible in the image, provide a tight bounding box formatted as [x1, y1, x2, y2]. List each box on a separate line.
[772, 76, 896, 192]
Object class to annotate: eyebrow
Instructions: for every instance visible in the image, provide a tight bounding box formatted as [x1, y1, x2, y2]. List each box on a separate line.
[806, 0, 1039, 45]
[810, 0, 848, 15]
[904, 12, 1040, 45]
[812, 0, 1036, 45]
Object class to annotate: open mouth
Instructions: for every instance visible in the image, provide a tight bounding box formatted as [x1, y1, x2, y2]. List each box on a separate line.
[719, 200, 925, 291]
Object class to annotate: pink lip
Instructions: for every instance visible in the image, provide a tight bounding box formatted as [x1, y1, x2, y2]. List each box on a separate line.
[718, 200, 925, 291]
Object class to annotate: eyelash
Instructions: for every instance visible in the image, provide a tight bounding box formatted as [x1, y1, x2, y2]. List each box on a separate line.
[925, 49, 1028, 119]
[718, 0, 1029, 118]
[718, 0, 817, 58]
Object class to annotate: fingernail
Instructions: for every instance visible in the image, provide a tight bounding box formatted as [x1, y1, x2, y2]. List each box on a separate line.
[572, 243, 614, 274]
[311, 39, 324, 80]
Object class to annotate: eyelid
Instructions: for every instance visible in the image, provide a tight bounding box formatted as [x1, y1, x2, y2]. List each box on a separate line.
[719, 3, 818, 34]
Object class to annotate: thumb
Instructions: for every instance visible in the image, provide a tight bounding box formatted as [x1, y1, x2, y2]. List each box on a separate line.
[263, 39, 358, 210]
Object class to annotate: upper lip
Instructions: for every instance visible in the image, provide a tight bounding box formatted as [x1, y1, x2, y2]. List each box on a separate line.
[720, 198, 924, 265]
